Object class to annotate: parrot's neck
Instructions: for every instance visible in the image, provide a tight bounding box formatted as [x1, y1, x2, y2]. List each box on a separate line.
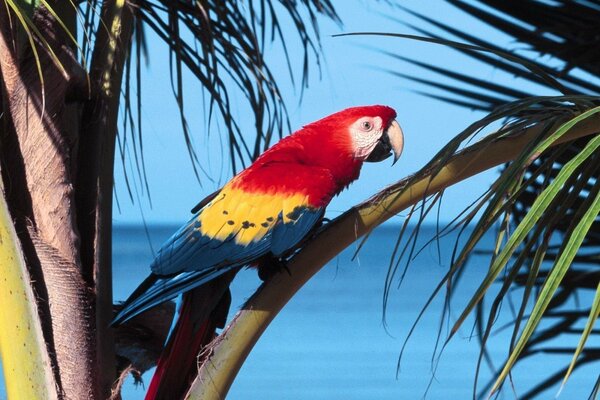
[329, 157, 362, 192]
[238, 123, 364, 199]
[296, 127, 363, 190]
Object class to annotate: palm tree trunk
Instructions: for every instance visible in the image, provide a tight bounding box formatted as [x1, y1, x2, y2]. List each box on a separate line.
[0, 4, 99, 398]
[0, 1, 134, 398]
[77, 1, 134, 396]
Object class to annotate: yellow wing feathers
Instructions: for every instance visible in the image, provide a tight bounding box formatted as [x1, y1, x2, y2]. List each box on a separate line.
[197, 186, 309, 246]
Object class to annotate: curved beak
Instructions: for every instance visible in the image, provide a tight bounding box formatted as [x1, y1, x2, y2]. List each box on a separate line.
[365, 119, 404, 165]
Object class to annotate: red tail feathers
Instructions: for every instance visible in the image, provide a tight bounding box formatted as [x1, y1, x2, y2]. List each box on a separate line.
[145, 274, 233, 400]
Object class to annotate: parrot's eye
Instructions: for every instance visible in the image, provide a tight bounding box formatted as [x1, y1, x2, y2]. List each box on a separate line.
[360, 120, 373, 131]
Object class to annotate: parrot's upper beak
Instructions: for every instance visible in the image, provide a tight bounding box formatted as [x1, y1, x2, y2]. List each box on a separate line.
[365, 119, 404, 165]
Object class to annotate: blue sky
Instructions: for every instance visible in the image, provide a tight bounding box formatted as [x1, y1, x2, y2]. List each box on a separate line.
[112, 1, 554, 225]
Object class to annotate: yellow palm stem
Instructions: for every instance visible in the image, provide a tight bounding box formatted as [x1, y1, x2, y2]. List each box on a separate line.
[0, 181, 57, 399]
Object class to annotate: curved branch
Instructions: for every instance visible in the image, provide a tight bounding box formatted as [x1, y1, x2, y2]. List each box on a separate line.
[187, 114, 600, 400]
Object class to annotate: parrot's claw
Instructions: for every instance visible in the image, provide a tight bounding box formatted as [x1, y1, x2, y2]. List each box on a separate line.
[258, 256, 291, 282]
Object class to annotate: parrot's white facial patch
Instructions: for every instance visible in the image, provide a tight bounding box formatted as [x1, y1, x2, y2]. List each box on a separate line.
[349, 116, 384, 159]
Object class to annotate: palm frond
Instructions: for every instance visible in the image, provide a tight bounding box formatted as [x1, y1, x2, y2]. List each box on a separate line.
[102, 0, 339, 192]
[370, 75, 600, 397]
[385, 2, 600, 103]
[368, 2, 600, 396]
[560, 281, 600, 393]
[449, 0, 600, 78]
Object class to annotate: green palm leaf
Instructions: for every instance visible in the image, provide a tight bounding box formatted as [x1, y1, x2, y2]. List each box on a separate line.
[490, 129, 600, 395]
[559, 281, 600, 395]
[450, 107, 600, 340]
[372, 3, 600, 395]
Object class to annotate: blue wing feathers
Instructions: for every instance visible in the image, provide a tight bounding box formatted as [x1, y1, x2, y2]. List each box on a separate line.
[113, 266, 236, 325]
[271, 207, 324, 256]
[115, 202, 325, 324]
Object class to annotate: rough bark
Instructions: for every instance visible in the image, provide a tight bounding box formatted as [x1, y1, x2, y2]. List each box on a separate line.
[0, 3, 97, 399]
[77, 1, 135, 397]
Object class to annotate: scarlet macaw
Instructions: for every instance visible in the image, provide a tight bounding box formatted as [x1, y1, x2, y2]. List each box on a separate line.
[114, 105, 404, 399]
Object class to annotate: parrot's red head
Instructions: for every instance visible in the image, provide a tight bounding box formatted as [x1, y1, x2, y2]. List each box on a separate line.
[304, 105, 402, 161]
[283, 105, 404, 185]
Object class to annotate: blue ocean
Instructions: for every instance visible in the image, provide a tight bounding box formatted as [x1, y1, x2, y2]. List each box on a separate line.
[1, 224, 597, 399]
[113, 224, 598, 399]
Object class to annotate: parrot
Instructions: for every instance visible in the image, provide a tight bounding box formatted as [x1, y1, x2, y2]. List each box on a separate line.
[113, 105, 404, 400]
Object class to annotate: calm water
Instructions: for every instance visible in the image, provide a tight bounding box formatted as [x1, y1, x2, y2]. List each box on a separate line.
[113, 224, 598, 400]
[0, 224, 597, 399]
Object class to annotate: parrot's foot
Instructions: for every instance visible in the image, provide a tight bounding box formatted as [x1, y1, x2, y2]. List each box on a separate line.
[258, 256, 291, 282]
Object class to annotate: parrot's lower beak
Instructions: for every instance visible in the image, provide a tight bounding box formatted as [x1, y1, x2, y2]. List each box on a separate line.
[365, 119, 404, 164]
